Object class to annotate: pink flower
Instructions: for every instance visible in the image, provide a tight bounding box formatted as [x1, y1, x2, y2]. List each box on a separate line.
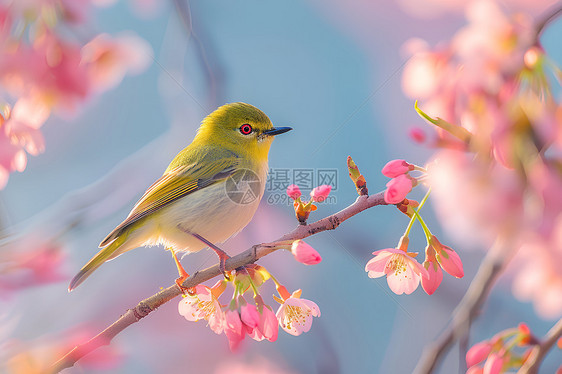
[276, 290, 320, 336]
[365, 247, 428, 295]
[384, 174, 415, 204]
[467, 367, 484, 374]
[249, 296, 279, 342]
[0, 96, 49, 188]
[81, 32, 151, 92]
[420, 259, 442, 295]
[291, 240, 322, 265]
[431, 236, 464, 278]
[224, 309, 245, 351]
[0, 239, 66, 295]
[178, 284, 224, 334]
[240, 303, 260, 330]
[310, 185, 332, 202]
[483, 352, 504, 374]
[381, 159, 414, 178]
[466, 341, 493, 367]
[286, 184, 302, 200]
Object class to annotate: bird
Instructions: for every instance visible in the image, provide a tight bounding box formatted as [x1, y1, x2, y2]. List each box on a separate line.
[68, 102, 291, 292]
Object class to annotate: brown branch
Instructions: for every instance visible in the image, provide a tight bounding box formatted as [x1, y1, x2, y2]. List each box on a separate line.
[535, 2, 562, 41]
[50, 192, 388, 372]
[518, 318, 562, 374]
[413, 243, 508, 374]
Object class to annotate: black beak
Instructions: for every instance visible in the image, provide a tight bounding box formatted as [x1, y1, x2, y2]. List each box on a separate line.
[262, 127, 292, 136]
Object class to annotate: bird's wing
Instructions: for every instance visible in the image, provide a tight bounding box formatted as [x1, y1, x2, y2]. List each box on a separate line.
[99, 155, 240, 247]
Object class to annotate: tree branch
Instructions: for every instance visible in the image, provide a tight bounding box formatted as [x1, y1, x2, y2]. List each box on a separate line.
[413, 243, 509, 374]
[50, 192, 388, 372]
[518, 318, 562, 374]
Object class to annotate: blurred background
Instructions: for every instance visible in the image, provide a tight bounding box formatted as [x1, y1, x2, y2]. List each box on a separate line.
[1, 0, 561, 372]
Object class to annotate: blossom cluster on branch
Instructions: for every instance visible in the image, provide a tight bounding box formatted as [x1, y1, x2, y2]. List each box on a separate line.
[0, 0, 151, 188]
[176, 184, 330, 350]
[396, 0, 562, 372]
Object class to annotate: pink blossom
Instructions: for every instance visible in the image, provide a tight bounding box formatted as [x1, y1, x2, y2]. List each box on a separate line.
[81, 33, 151, 92]
[0, 239, 66, 295]
[365, 247, 428, 295]
[421, 259, 442, 295]
[240, 303, 260, 330]
[466, 341, 493, 367]
[427, 150, 524, 245]
[384, 174, 415, 204]
[249, 296, 278, 342]
[0, 96, 49, 188]
[511, 235, 562, 319]
[310, 185, 332, 202]
[483, 353, 504, 374]
[291, 240, 322, 265]
[178, 284, 224, 334]
[276, 290, 320, 336]
[224, 310, 245, 351]
[467, 367, 484, 374]
[286, 184, 301, 200]
[382, 159, 414, 178]
[430, 236, 464, 278]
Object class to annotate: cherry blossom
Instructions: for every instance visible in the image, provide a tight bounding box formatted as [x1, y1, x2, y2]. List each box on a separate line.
[276, 289, 320, 336]
[177, 283, 225, 334]
[381, 159, 414, 178]
[290, 240, 322, 265]
[309, 185, 332, 202]
[365, 247, 428, 295]
[384, 174, 416, 204]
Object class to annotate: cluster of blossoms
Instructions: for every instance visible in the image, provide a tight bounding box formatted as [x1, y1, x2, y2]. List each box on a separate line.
[286, 184, 332, 224]
[178, 184, 331, 349]
[178, 265, 320, 350]
[0, 1, 151, 188]
[465, 323, 546, 374]
[0, 236, 66, 297]
[401, 0, 562, 317]
[365, 159, 464, 295]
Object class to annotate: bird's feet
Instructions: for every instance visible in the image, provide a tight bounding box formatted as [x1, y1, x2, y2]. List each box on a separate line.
[170, 249, 196, 294]
[190, 233, 232, 280]
[175, 273, 196, 295]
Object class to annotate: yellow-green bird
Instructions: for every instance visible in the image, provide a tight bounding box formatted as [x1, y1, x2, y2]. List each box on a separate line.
[69, 103, 291, 291]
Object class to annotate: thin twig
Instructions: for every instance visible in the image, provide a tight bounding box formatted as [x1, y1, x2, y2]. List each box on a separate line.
[518, 318, 562, 374]
[50, 192, 388, 372]
[535, 2, 562, 41]
[413, 243, 508, 374]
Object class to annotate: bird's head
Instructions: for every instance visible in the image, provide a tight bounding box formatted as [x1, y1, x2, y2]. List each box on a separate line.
[195, 102, 292, 162]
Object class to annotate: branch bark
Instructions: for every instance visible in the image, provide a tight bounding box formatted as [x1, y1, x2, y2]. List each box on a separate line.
[50, 192, 388, 373]
[518, 318, 562, 374]
[413, 243, 509, 374]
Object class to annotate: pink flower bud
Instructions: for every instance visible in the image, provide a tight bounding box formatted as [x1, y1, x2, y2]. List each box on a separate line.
[384, 174, 414, 204]
[224, 310, 245, 351]
[240, 303, 260, 329]
[483, 353, 504, 374]
[310, 185, 332, 202]
[421, 260, 443, 295]
[291, 240, 322, 265]
[286, 184, 302, 200]
[466, 341, 493, 367]
[382, 159, 414, 178]
[466, 367, 484, 374]
[431, 236, 464, 278]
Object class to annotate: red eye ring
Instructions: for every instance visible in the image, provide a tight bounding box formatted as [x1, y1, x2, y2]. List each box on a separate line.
[240, 124, 253, 135]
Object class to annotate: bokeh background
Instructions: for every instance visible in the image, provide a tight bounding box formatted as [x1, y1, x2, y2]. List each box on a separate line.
[1, 1, 561, 372]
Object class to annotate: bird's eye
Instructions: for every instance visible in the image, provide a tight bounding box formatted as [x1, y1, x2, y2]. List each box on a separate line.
[239, 124, 253, 135]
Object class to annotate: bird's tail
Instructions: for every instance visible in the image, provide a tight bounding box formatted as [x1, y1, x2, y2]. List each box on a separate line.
[68, 234, 127, 292]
